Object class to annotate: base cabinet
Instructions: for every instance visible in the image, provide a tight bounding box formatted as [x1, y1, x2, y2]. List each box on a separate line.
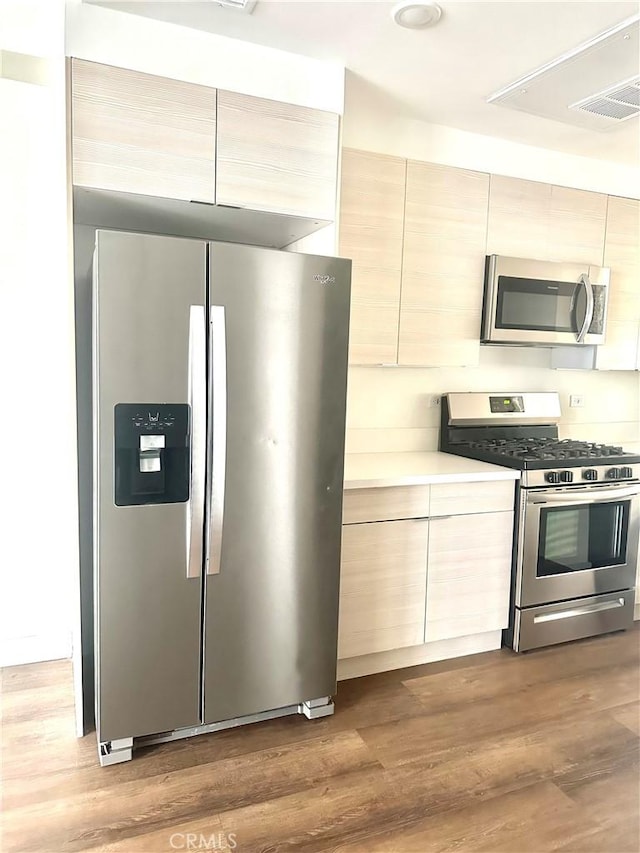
[338, 519, 428, 659]
[338, 481, 515, 665]
[426, 512, 512, 642]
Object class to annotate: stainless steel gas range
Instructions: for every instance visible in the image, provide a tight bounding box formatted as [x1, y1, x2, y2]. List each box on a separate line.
[440, 392, 639, 652]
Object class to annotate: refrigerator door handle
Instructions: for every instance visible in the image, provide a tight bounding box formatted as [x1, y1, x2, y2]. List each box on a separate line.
[186, 305, 206, 579]
[207, 305, 227, 576]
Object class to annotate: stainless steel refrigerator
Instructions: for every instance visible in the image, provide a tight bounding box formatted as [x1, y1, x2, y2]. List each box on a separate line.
[93, 230, 351, 765]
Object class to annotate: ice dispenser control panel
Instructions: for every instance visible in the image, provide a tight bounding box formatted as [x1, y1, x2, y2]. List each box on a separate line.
[114, 404, 190, 506]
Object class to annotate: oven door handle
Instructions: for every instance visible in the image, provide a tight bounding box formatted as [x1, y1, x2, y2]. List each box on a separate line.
[576, 273, 594, 343]
[531, 485, 640, 504]
[533, 597, 625, 624]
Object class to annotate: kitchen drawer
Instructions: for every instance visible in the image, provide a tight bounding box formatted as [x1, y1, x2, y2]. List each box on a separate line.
[342, 486, 430, 524]
[430, 480, 514, 516]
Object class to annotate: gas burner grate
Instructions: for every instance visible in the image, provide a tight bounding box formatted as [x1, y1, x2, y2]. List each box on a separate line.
[461, 437, 626, 461]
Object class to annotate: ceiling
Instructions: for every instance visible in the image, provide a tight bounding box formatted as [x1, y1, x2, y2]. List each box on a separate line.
[88, 1, 640, 165]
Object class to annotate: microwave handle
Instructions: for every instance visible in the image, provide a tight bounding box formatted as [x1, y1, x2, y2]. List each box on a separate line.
[576, 273, 594, 343]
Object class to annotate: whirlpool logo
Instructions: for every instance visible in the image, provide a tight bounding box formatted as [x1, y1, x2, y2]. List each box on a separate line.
[313, 274, 336, 285]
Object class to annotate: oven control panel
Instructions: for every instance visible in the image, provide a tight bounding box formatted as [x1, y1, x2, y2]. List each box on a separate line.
[527, 464, 638, 489]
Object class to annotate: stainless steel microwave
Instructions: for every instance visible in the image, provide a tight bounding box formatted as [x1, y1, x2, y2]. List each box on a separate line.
[481, 255, 610, 346]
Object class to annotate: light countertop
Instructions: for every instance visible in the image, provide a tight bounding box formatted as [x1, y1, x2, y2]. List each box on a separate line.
[343, 451, 521, 490]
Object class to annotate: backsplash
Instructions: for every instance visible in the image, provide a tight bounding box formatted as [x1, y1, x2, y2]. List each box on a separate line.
[346, 346, 640, 454]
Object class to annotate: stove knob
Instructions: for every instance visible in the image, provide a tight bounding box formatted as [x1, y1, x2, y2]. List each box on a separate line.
[545, 471, 561, 484]
[620, 467, 633, 479]
[560, 471, 574, 483]
[606, 467, 622, 480]
[583, 469, 598, 481]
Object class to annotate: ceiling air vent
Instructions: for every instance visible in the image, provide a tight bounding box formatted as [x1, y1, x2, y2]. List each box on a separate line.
[487, 13, 640, 131]
[571, 77, 640, 122]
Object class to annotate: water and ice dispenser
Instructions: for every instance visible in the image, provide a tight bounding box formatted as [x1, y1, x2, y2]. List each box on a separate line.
[114, 404, 190, 506]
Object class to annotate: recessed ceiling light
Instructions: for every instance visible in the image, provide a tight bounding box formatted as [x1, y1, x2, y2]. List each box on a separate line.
[391, 1, 442, 29]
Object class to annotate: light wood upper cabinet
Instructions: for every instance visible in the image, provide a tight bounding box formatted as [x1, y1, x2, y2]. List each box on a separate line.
[547, 185, 607, 265]
[216, 90, 339, 220]
[595, 196, 640, 371]
[487, 175, 606, 264]
[338, 519, 428, 659]
[486, 175, 551, 258]
[339, 149, 406, 365]
[425, 512, 512, 643]
[398, 162, 490, 367]
[72, 60, 216, 203]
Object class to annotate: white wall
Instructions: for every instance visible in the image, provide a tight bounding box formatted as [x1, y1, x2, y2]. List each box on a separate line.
[343, 77, 640, 199]
[342, 76, 640, 454]
[0, 3, 77, 665]
[65, 1, 344, 114]
[346, 355, 640, 454]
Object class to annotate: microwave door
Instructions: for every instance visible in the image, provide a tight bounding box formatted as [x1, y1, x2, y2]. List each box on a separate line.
[493, 276, 582, 343]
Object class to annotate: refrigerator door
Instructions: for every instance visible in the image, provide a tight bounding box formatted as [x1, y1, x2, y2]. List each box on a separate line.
[94, 230, 206, 742]
[203, 243, 351, 724]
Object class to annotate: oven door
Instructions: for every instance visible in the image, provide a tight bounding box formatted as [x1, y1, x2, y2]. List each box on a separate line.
[517, 482, 640, 608]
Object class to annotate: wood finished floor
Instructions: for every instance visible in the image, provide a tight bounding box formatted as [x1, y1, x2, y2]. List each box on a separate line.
[2, 627, 639, 853]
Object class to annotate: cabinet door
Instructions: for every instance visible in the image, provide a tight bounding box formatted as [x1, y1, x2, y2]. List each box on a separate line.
[398, 162, 489, 366]
[216, 91, 339, 220]
[425, 512, 513, 643]
[547, 185, 607, 264]
[338, 520, 428, 659]
[486, 175, 551, 259]
[486, 176, 606, 264]
[596, 196, 640, 371]
[71, 60, 216, 202]
[339, 149, 406, 365]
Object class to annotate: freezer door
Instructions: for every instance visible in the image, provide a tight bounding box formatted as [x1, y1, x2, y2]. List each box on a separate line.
[94, 230, 206, 742]
[203, 243, 351, 724]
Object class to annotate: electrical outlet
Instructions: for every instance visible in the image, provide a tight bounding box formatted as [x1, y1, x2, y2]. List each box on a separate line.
[569, 394, 585, 408]
[430, 395, 441, 408]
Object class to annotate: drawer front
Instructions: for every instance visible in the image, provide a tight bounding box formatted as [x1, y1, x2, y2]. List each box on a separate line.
[343, 486, 430, 524]
[430, 480, 514, 516]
